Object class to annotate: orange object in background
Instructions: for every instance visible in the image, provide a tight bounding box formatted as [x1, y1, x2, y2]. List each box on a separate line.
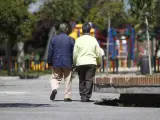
[69, 28, 78, 40]
[69, 24, 95, 40]
[79, 28, 95, 37]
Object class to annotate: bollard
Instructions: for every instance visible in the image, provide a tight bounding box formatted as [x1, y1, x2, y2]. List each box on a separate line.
[41, 61, 44, 71]
[46, 63, 49, 70]
[38, 63, 40, 71]
[116, 58, 119, 74]
[15, 62, 18, 71]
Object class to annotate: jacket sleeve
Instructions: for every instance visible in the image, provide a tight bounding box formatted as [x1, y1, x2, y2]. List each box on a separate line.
[70, 37, 75, 66]
[47, 38, 54, 66]
[73, 41, 79, 66]
[95, 41, 102, 65]
[70, 37, 75, 55]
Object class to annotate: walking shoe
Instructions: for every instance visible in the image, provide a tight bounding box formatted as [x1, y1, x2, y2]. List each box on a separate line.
[81, 98, 90, 102]
[64, 98, 72, 102]
[50, 89, 57, 100]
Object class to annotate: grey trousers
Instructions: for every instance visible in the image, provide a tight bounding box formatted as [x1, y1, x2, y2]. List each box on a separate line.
[76, 65, 96, 99]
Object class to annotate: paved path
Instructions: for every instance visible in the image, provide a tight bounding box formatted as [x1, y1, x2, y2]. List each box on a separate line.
[0, 75, 160, 120]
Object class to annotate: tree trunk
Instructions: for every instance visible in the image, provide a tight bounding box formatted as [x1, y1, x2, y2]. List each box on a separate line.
[145, 16, 152, 75]
[44, 26, 57, 60]
[6, 38, 11, 76]
[17, 42, 25, 73]
[106, 17, 111, 75]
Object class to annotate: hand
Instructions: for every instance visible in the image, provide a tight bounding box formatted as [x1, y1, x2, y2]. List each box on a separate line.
[48, 63, 52, 68]
[97, 64, 101, 69]
[48, 64, 52, 66]
[72, 65, 76, 72]
[47, 61, 52, 67]
[48, 66, 52, 69]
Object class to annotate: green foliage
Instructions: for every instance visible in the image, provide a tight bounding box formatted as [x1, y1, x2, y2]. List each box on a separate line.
[0, 0, 36, 42]
[0, 32, 7, 43]
[18, 14, 37, 41]
[86, 0, 124, 29]
[128, 0, 160, 29]
[37, 0, 86, 22]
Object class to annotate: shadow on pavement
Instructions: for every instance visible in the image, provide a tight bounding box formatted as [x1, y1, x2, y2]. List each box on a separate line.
[94, 94, 160, 108]
[19, 75, 39, 80]
[94, 99, 160, 107]
[53, 100, 95, 102]
[0, 103, 57, 108]
[94, 99, 121, 107]
[54, 100, 80, 102]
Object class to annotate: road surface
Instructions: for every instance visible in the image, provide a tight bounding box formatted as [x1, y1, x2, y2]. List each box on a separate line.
[0, 75, 160, 120]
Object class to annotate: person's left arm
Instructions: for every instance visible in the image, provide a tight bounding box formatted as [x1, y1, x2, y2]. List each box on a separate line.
[95, 40, 102, 66]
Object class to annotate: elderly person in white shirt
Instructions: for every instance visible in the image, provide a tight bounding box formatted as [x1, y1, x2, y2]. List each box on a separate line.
[73, 22, 102, 102]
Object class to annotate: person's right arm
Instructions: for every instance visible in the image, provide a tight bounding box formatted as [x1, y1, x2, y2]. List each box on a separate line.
[73, 41, 79, 66]
[70, 37, 75, 54]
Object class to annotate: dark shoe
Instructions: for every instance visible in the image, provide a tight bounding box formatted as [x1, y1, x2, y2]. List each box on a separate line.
[64, 98, 72, 102]
[81, 98, 90, 102]
[50, 89, 57, 100]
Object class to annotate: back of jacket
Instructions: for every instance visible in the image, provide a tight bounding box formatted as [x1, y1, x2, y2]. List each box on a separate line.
[48, 33, 75, 68]
[73, 35, 102, 66]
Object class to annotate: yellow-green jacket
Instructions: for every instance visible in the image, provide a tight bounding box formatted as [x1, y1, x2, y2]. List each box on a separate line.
[73, 35, 102, 66]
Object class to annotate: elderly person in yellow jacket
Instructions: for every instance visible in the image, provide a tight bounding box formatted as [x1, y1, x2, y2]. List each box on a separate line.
[73, 23, 102, 102]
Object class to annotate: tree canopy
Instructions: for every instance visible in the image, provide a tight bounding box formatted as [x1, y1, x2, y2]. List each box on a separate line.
[31, 0, 88, 43]
[0, 0, 37, 42]
[86, 0, 126, 29]
[37, 0, 86, 21]
[0, 0, 160, 43]
[128, 0, 160, 29]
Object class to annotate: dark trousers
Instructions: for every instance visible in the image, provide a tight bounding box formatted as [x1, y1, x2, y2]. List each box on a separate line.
[76, 65, 96, 99]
